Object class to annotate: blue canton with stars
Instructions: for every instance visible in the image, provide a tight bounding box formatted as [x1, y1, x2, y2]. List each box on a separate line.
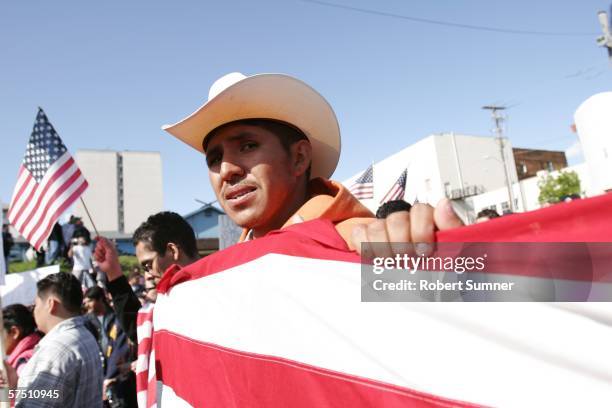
[23, 109, 68, 183]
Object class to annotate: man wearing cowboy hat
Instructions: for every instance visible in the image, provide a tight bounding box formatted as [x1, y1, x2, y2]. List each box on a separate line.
[163, 72, 462, 252]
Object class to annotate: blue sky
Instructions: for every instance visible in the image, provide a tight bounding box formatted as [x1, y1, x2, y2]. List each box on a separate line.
[1, 0, 610, 216]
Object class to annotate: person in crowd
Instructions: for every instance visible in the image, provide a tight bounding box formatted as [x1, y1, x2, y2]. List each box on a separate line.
[83, 287, 135, 407]
[376, 200, 413, 219]
[95, 212, 200, 408]
[95, 212, 199, 344]
[72, 218, 91, 243]
[2, 224, 14, 270]
[4, 272, 103, 407]
[127, 269, 144, 297]
[69, 236, 95, 288]
[46, 222, 65, 265]
[61, 216, 77, 260]
[2, 304, 42, 376]
[475, 208, 501, 223]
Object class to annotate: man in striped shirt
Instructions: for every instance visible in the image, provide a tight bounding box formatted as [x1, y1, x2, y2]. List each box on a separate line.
[94, 212, 199, 407]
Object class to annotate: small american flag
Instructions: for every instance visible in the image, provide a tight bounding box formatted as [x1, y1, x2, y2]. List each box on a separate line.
[380, 169, 407, 204]
[348, 165, 374, 200]
[7, 108, 88, 250]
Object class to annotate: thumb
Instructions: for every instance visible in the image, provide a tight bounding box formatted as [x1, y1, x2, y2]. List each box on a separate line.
[434, 198, 463, 231]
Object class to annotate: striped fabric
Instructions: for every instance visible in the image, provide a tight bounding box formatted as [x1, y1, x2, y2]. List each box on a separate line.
[151, 193, 612, 407]
[135, 302, 156, 408]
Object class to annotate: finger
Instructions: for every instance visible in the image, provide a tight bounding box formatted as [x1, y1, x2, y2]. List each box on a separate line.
[351, 224, 375, 259]
[384, 210, 413, 256]
[434, 198, 464, 231]
[410, 203, 435, 256]
[363, 220, 393, 259]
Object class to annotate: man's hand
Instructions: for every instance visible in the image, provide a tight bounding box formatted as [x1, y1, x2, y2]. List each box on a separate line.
[351, 198, 463, 258]
[94, 237, 123, 281]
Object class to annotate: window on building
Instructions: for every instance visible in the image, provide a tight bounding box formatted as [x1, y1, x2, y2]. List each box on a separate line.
[501, 201, 510, 214]
[546, 161, 554, 171]
[519, 163, 527, 175]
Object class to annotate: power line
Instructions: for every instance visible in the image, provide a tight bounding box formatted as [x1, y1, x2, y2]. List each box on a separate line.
[300, 0, 599, 37]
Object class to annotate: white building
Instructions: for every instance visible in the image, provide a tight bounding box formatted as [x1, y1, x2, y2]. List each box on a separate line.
[343, 133, 518, 220]
[73, 150, 163, 234]
[574, 92, 612, 193]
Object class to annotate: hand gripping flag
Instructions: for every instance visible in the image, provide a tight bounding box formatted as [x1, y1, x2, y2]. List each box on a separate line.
[348, 165, 374, 200]
[380, 168, 407, 204]
[150, 193, 612, 407]
[7, 108, 88, 250]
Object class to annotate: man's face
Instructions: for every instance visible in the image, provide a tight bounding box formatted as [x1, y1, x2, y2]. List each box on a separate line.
[135, 241, 173, 302]
[205, 123, 302, 234]
[83, 297, 101, 314]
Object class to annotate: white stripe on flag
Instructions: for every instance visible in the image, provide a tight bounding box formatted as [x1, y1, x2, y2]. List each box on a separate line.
[135, 353, 149, 374]
[137, 320, 153, 341]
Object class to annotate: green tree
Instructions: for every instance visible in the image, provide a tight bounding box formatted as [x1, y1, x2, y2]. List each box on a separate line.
[537, 170, 581, 205]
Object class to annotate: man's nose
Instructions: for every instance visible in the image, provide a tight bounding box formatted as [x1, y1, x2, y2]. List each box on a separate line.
[219, 159, 245, 182]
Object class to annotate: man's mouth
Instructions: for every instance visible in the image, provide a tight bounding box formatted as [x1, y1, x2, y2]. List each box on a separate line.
[225, 185, 257, 203]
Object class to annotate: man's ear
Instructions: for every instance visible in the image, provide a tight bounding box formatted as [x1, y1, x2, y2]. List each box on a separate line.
[291, 140, 312, 177]
[167, 243, 180, 262]
[47, 296, 59, 315]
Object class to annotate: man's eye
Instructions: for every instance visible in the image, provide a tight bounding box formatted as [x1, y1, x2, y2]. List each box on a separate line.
[207, 156, 221, 168]
[240, 142, 258, 152]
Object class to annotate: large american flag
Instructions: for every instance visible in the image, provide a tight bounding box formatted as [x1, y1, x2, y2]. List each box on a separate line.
[149, 193, 612, 407]
[7, 108, 88, 250]
[348, 165, 374, 199]
[380, 168, 407, 204]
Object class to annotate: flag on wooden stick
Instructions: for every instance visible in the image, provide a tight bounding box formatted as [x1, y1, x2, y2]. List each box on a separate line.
[7, 108, 88, 250]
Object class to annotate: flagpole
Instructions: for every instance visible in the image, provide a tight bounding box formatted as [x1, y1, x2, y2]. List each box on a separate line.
[79, 197, 100, 237]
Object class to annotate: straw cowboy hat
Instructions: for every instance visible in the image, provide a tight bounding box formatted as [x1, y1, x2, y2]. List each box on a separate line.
[162, 72, 341, 179]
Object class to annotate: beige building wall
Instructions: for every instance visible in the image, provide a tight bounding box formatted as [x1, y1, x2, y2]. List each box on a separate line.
[73, 150, 162, 234]
[122, 151, 163, 233]
[74, 150, 120, 232]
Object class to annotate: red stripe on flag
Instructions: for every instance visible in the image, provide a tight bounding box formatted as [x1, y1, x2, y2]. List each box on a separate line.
[18, 157, 76, 234]
[32, 180, 88, 250]
[154, 329, 480, 408]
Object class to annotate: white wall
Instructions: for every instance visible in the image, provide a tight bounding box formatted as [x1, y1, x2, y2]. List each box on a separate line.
[74, 150, 119, 232]
[574, 92, 612, 193]
[122, 151, 163, 233]
[342, 133, 517, 214]
[343, 136, 441, 213]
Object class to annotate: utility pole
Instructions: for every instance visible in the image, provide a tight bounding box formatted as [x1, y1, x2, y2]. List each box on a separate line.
[482, 105, 515, 212]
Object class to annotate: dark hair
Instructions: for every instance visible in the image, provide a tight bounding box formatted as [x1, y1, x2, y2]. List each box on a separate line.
[132, 212, 198, 258]
[204, 119, 312, 179]
[3, 304, 36, 337]
[84, 286, 105, 302]
[376, 200, 412, 219]
[476, 208, 500, 219]
[36, 272, 83, 315]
